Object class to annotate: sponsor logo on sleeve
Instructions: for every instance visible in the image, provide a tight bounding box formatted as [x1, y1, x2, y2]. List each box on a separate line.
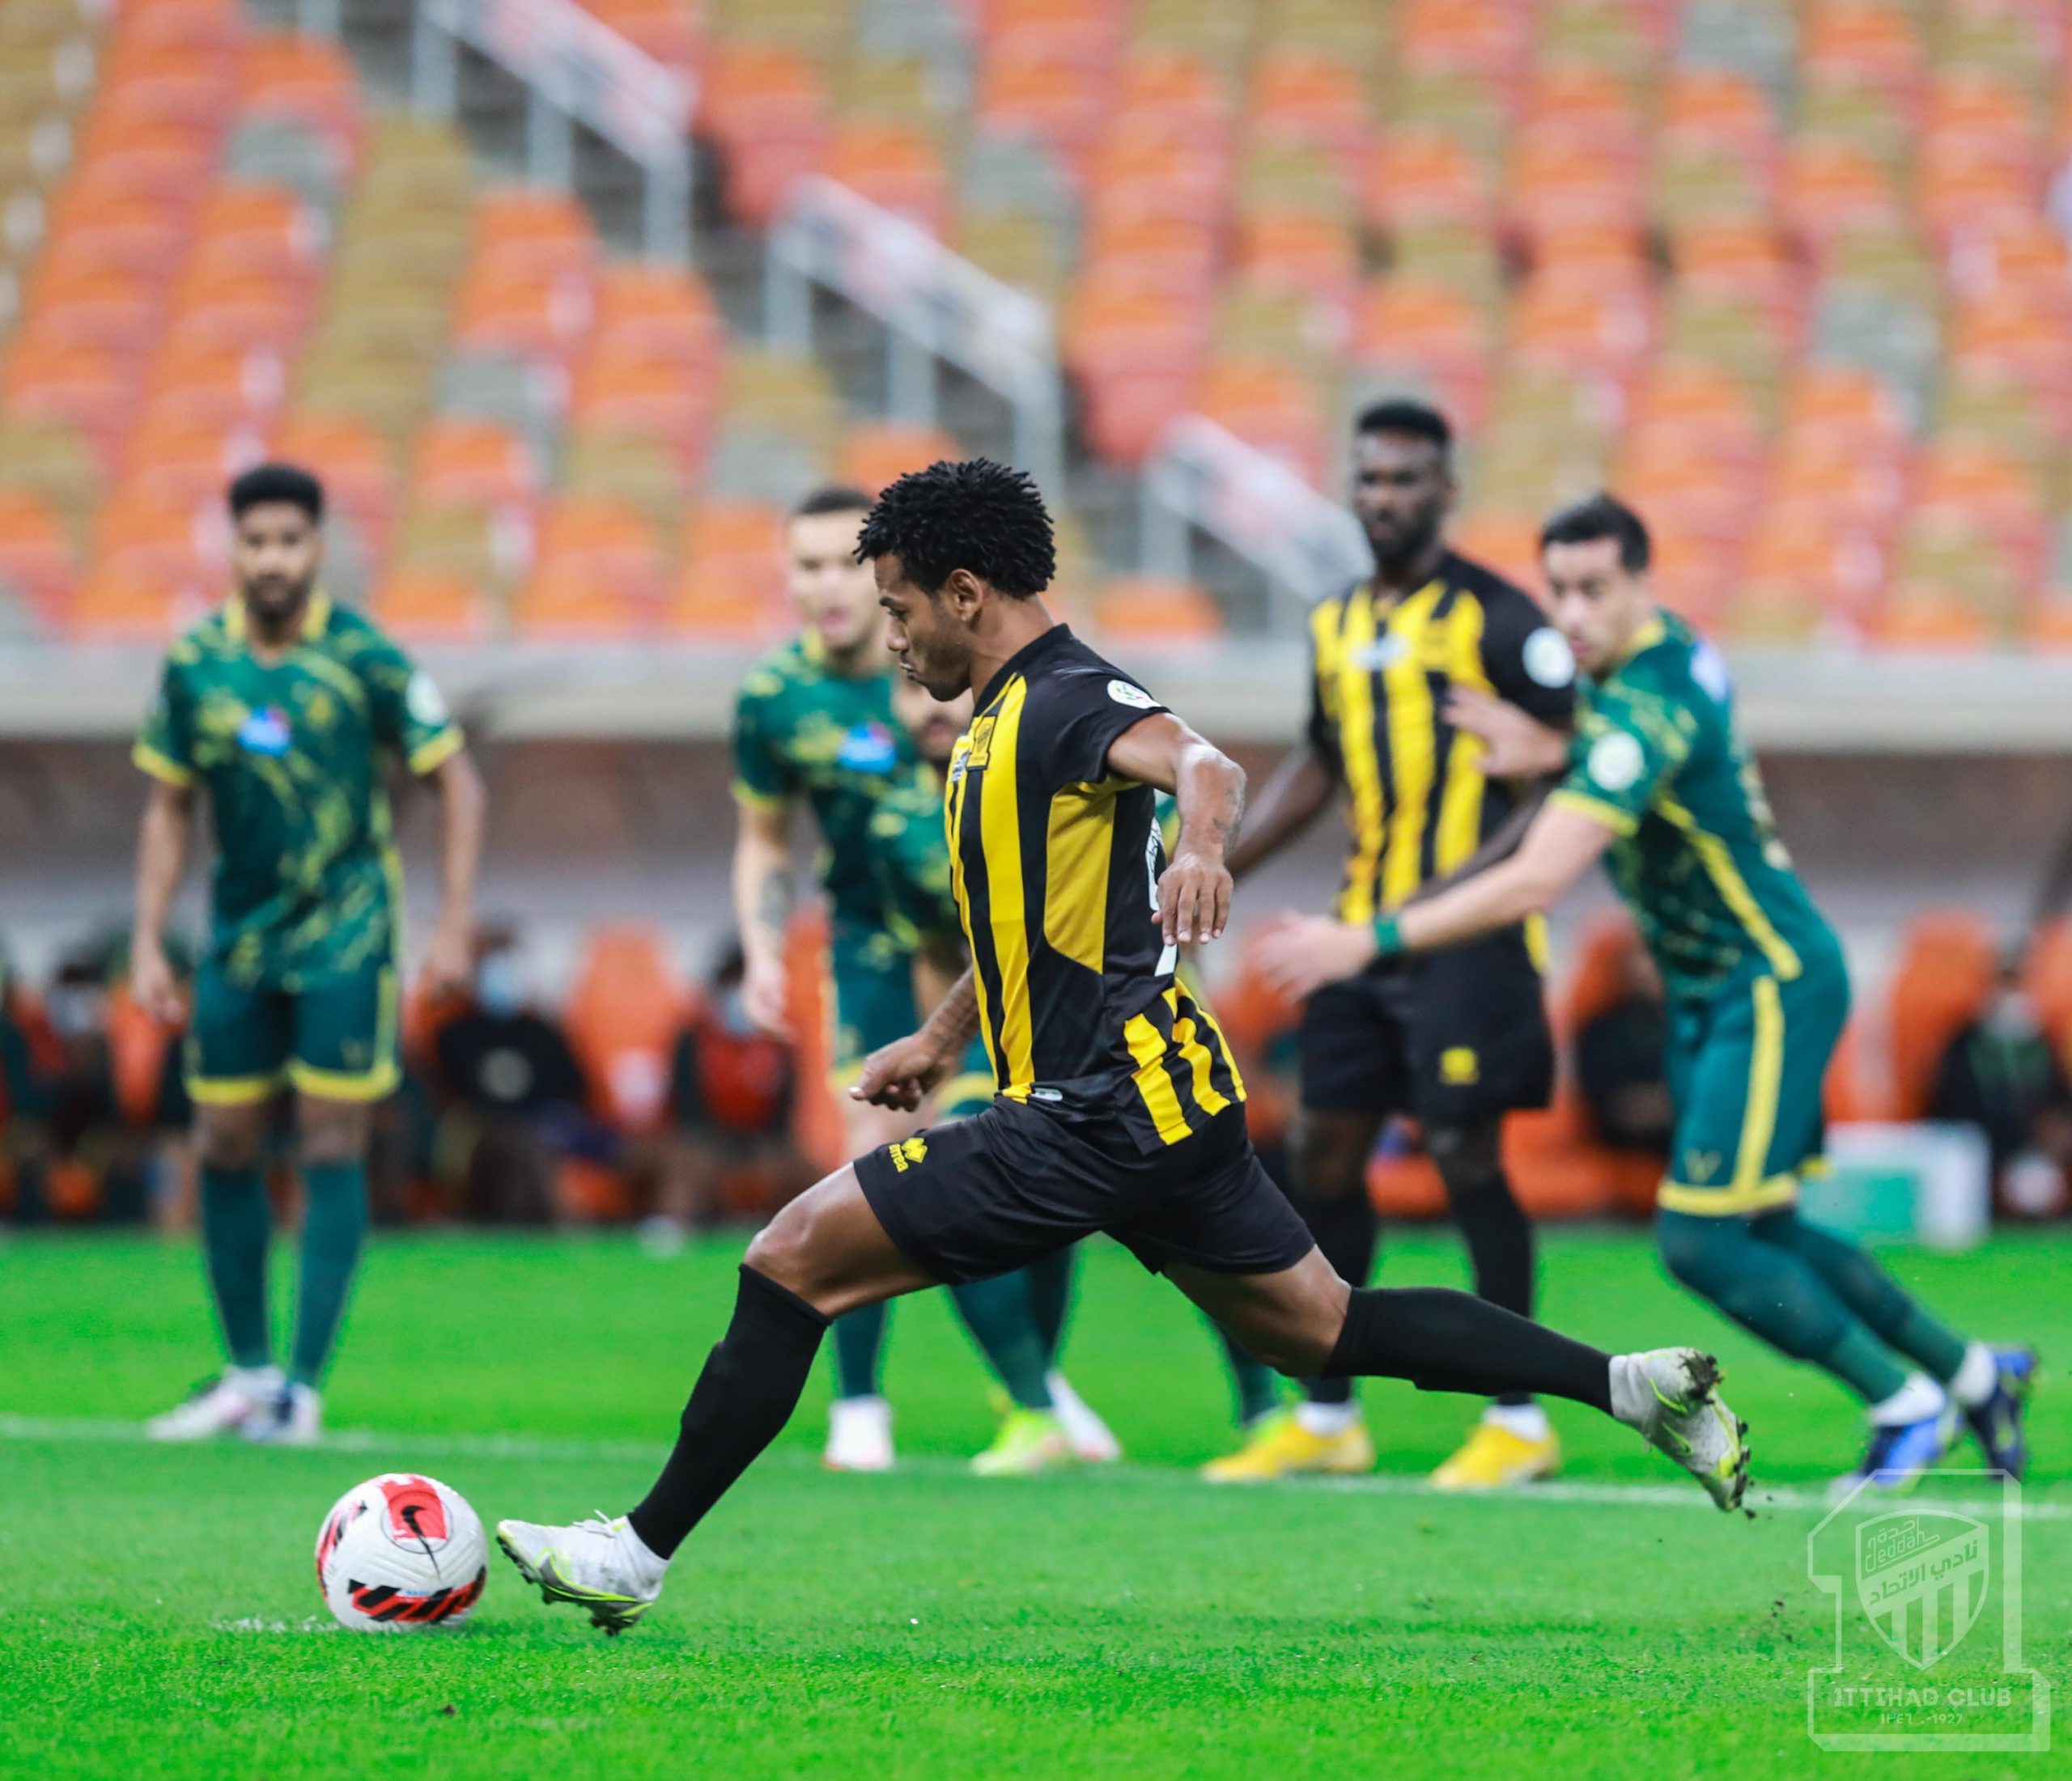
[1107, 680, 1157, 710]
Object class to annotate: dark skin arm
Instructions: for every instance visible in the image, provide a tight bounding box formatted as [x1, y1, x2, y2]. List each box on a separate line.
[1106, 710, 1246, 944]
[852, 711, 1248, 1109]
[1224, 741, 1335, 881]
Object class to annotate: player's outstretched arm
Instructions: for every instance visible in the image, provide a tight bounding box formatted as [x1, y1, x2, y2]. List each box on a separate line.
[1107, 713, 1246, 944]
[423, 748, 485, 999]
[731, 799, 794, 1039]
[851, 968, 981, 1113]
[1255, 803, 1616, 1000]
[1224, 742, 1334, 881]
[131, 779, 194, 1022]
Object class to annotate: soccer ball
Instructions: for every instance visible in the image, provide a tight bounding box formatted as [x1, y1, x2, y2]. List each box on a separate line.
[314, 1473, 487, 1632]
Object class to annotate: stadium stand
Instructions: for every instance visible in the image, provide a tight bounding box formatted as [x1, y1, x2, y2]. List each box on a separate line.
[8, 1, 2072, 643]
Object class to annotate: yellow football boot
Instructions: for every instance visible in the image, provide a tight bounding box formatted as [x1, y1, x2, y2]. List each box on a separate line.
[1429, 1418, 1562, 1491]
[1201, 1409, 1376, 1482]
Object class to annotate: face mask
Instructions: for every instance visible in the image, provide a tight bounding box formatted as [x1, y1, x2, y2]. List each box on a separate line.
[1984, 990, 2038, 1041]
[476, 953, 526, 1018]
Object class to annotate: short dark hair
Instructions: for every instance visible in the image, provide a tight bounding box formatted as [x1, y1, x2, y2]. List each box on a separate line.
[854, 457, 1055, 598]
[789, 484, 874, 521]
[227, 462, 324, 522]
[1354, 398, 1451, 452]
[1539, 492, 1652, 573]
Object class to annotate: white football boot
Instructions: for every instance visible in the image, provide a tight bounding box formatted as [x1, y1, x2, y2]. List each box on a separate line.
[497, 1512, 667, 1635]
[240, 1381, 321, 1446]
[1609, 1348, 1751, 1511]
[1045, 1371, 1122, 1463]
[824, 1395, 894, 1471]
[144, 1365, 282, 1441]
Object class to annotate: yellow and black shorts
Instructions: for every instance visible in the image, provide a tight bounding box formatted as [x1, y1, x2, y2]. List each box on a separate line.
[185, 954, 401, 1107]
[1657, 953, 1849, 1218]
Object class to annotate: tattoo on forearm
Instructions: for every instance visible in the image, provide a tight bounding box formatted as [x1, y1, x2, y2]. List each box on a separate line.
[754, 867, 791, 939]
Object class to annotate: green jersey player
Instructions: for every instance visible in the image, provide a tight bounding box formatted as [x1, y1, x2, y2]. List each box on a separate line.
[731, 486, 1114, 1473]
[132, 462, 485, 1445]
[1257, 494, 2035, 1491]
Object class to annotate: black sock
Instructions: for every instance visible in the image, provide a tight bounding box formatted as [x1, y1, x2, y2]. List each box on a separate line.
[1446, 1168, 1536, 1408]
[627, 1265, 830, 1558]
[1298, 1193, 1378, 1406]
[1325, 1287, 1611, 1414]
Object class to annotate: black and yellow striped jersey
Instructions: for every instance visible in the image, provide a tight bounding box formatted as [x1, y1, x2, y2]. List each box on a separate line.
[945, 625, 1246, 1153]
[1307, 551, 1577, 922]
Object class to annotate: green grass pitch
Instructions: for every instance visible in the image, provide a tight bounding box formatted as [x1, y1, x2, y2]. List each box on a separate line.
[2, 1226, 2066, 1779]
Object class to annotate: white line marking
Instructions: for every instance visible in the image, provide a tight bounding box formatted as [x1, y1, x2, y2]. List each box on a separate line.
[4, 1414, 2064, 1520]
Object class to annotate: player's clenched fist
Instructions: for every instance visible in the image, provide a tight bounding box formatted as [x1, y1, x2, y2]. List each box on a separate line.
[851, 1030, 953, 1113]
[1157, 849, 1233, 944]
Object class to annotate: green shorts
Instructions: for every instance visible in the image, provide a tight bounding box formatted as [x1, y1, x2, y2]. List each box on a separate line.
[186, 954, 401, 1106]
[828, 922, 991, 1121]
[1656, 952, 1849, 1218]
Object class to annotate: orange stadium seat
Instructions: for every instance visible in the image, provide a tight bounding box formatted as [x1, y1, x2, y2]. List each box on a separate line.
[1193, 356, 1327, 483]
[563, 927, 684, 1135]
[973, 53, 1106, 168]
[1366, 129, 1494, 233]
[535, 495, 666, 587]
[1394, 0, 1531, 83]
[372, 567, 496, 644]
[239, 32, 361, 155]
[0, 490, 74, 612]
[1799, 2, 1925, 90]
[512, 561, 653, 640]
[1248, 50, 1368, 173]
[70, 561, 204, 641]
[1782, 138, 1904, 240]
[579, 0, 703, 75]
[414, 420, 540, 508]
[1886, 914, 1998, 1118]
[837, 424, 957, 494]
[701, 45, 829, 223]
[1092, 576, 1224, 643]
[822, 119, 947, 233]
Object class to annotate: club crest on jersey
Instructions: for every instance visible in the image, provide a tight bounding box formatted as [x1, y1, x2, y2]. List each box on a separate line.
[1352, 633, 1411, 672]
[836, 720, 898, 774]
[236, 705, 292, 757]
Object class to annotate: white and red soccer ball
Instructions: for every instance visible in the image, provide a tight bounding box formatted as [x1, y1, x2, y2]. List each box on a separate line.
[314, 1474, 487, 1632]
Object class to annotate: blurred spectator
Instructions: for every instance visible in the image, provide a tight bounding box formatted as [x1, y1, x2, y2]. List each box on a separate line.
[431, 927, 597, 1225]
[1929, 956, 2072, 1217]
[640, 942, 809, 1254]
[1576, 930, 1674, 1158]
[0, 944, 190, 1225]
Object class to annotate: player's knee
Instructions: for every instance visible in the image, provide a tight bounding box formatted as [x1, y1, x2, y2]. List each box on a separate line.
[1427, 1120, 1505, 1202]
[196, 1112, 263, 1172]
[299, 1112, 369, 1167]
[1293, 1115, 1371, 1204]
[1656, 1212, 1733, 1294]
[743, 1198, 818, 1295]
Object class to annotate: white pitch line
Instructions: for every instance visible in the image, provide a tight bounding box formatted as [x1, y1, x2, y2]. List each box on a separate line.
[3, 1414, 2065, 1521]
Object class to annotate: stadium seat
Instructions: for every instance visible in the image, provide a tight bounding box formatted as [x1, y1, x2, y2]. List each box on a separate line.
[1887, 913, 1998, 1118]
[1093, 576, 1224, 643]
[372, 566, 496, 644]
[563, 926, 684, 1134]
[837, 423, 957, 494]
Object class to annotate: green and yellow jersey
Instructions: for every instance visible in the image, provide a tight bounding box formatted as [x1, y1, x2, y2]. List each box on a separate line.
[133, 592, 461, 990]
[1550, 610, 1843, 1003]
[864, 764, 962, 957]
[732, 634, 932, 935]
